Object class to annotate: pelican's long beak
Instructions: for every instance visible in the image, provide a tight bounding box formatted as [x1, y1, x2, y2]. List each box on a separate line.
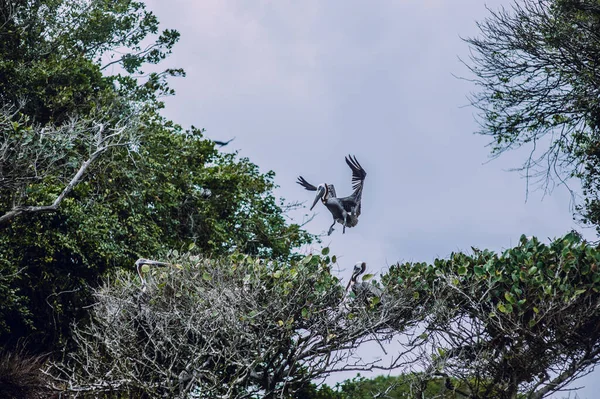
[310, 186, 325, 210]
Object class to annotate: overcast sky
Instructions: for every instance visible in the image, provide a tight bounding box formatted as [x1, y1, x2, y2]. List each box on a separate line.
[142, 1, 596, 396]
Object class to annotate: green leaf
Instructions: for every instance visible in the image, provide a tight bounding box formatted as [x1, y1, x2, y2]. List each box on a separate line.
[362, 273, 374, 282]
[504, 291, 516, 304]
[498, 302, 513, 314]
[188, 242, 196, 250]
[301, 308, 309, 319]
[529, 319, 537, 328]
[474, 266, 485, 276]
[519, 271, 527, 281]
[331, 255, 337, 263]
[301, 255, 313, 265]
[457, 266, 467, 275]
[273, 270, 282, 279]
[202, 272, 212, 281]
[321, 247, 330, 256]
[141, 264, 150, 273]
[574, 289, 586, 296]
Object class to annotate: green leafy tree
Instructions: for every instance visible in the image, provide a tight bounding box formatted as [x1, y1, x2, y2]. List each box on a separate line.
[0, 0, 314, 355]
[0, 0, 181, 122]
[331, 374, 448, 398]
[386, 233, 600, 398]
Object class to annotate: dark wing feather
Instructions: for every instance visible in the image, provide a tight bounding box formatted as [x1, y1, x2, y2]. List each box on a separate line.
[297, 176, 318, 191]
[340, 197, 361, 217]
[213, 137, 235, 147]
[345, 155, 367, 197]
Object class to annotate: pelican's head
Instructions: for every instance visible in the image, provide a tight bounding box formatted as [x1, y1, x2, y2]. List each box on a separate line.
[310, 183, 328, 210]
[346, 261, 367, 291]
[353, 261, 367, 279]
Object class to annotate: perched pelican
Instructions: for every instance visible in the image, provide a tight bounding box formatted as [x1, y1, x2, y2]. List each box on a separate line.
[345, 261, 383, 300]
[135, 258, 173, 292]
[297, 155, 367, 235]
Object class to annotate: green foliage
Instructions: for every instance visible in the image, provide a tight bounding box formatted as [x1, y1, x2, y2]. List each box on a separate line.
[388, 232, 600, 322]
[386, 232, 600, 397]
[297, 374, 451, 398]
[0, 108, 313, 355]
[0, 0, 180, 122]
[0, 0, 314, 355]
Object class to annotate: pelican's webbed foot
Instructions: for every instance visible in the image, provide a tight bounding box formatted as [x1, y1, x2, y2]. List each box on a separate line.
[328, 220, 336, 236]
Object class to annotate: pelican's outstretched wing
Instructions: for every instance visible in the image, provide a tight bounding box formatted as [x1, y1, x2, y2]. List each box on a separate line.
[213, 137, 235, 147]
[296, 176, 318, 191]
[345, 155, 367, 196]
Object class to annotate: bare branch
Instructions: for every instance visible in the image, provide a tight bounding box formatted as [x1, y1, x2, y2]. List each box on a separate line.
[0, 101, 141, 226]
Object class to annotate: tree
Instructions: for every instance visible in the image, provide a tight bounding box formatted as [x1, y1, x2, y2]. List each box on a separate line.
[0, 100, 140, 226]
[0, 0, 181, 224]
[0, 0, 181, 123]
[386, 233, 600, 398]
[0, 0, 314, 354]
[48, 251, 426, 398]
[297, 375, 450, 399]
[463, 0, 600, 224]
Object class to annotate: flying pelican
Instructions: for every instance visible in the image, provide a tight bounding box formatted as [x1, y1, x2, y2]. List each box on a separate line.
[345, 261, 383, 300]
[212, 136, 235, 147]
[297, 155, 367, 235]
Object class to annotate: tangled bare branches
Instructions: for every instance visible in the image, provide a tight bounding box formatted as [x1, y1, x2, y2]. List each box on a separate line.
[0, 101, 141, 226]
[464, 0, 600, 193]
[43, 234, 600, 398]
[48, 253, 427, 398]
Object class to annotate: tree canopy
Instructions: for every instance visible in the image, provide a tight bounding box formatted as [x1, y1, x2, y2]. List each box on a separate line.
[49, 251, 424, 398]
[465, 0, 600, 184]
[0, 0, 314, 354]
[39, 234, 600, 398]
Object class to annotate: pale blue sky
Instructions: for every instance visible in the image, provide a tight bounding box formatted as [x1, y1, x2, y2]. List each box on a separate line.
[143, 1, 596, 396]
